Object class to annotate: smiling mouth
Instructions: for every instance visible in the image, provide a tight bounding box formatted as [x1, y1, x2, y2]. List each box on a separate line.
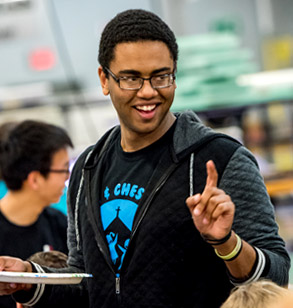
[135, 104, 157, 112]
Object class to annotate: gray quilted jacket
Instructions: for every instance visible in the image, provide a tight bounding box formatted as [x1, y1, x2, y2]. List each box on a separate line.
[14, 110, 290, 308]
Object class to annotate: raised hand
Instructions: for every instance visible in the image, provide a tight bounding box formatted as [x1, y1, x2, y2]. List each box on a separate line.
[186, 160, 235, 240]
[0, 256, 32, 295]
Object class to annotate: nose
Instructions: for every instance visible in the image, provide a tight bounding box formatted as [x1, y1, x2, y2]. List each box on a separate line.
[136, 79, 158, 98]
[62, 170, 70, 182]
[65, 172, 70, 181]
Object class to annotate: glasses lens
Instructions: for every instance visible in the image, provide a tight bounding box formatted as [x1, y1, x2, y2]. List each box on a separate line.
[151, 74, 173, 89]
[118, 74, 174, 90]
[120, 77, 142, 90]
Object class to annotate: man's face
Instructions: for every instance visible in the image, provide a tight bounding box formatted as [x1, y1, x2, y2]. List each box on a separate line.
[99, 41, 176, 146]
[38, 148, 70, 205]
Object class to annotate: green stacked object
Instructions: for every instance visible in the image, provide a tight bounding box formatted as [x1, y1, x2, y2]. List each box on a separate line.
[172, 33, 293, 112]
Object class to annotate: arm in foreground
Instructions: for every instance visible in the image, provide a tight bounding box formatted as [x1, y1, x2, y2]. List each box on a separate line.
[186, 160, 257, 280]
[186, 149, 290, 285]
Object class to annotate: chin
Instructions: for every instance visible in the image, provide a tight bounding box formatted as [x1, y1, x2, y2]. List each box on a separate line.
[51, 196, 61, 204]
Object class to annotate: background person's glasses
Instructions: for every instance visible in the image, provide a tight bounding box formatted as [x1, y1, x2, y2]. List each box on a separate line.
[46, 168, 70, 175]
[105, 67, 175, 90]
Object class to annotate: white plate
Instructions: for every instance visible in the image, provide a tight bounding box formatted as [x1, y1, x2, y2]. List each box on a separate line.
[0, 272, 92, 284]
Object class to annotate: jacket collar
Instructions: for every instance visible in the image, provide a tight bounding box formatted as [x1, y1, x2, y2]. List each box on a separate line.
[84, 110, 215, 168]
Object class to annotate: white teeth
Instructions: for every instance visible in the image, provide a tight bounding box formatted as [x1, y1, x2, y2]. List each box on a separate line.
[136, 104, 156, 111]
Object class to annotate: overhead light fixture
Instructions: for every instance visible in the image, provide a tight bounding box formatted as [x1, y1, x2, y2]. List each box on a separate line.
[237, 69, 293, 87]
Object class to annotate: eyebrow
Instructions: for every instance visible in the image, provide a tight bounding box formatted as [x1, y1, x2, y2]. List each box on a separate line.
[118, 67, 172, 76]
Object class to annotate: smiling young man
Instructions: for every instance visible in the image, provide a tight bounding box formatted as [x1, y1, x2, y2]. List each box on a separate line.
[99, 40, 176, 151]
[0, 9, 290, 308]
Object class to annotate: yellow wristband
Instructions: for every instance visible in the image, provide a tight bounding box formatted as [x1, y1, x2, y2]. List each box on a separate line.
[214, 233, 242, 261]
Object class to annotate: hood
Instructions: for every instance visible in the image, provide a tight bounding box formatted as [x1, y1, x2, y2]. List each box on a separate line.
[83, 126, 120, 169]
[173, 110, 216, 158]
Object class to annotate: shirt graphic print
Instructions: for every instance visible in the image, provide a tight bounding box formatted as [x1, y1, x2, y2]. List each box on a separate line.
[101, 183, 144, 272]
[100, 126, 175, 273]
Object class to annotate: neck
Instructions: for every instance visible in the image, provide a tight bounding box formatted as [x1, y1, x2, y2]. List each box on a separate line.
[0, 191, 46, 226]
[121, 112, 176, 152]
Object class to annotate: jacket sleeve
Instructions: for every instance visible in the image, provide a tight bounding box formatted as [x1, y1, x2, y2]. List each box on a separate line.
[219, 146, 291, 286]
[66, 147, 94, 271]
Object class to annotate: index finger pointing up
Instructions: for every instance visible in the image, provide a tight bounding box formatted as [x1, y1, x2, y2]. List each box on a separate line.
[205, 160, 218, 188]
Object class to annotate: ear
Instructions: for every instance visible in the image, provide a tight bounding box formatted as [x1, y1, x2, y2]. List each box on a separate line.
[98, 66, 110, 95]
[26, 171, 43, 190]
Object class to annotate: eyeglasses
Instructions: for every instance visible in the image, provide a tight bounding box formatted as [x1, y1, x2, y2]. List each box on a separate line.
[105, 67, 175, 90]
[46, 169, 70, 175]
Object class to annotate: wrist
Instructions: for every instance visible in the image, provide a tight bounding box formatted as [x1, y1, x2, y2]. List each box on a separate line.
[201, 229, 232, 245]
[24, 261, 33, 273]
[214, 232, 243, 261]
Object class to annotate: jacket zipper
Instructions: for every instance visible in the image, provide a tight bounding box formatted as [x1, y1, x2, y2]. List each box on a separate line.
[113, 165, 177, 303]
[116, 274, 120, 294]
[116, 273, 121, 306]
[87, 150, 177, 302]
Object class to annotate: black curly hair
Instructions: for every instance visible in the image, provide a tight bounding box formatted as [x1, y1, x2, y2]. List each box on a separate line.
[98, 9, 178, 75]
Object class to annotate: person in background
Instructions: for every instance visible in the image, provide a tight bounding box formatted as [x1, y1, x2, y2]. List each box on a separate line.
[0, 120, 72, 308]
[0, 122, 18, 180]
[268, 290, 293, 308]
[0, 178, 68, 216]
[0, 9, 290, 308]
[50, 187, 68, 215]
[220, 279, 292, 308]
[0, 121, 68, 216]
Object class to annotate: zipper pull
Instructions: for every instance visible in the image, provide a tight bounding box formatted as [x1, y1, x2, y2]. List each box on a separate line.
[115, 274, 120, 294]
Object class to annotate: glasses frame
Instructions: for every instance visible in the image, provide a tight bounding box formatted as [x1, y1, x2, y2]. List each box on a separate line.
[46, 168, 70, 175]
[105, 67, 175, 91]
